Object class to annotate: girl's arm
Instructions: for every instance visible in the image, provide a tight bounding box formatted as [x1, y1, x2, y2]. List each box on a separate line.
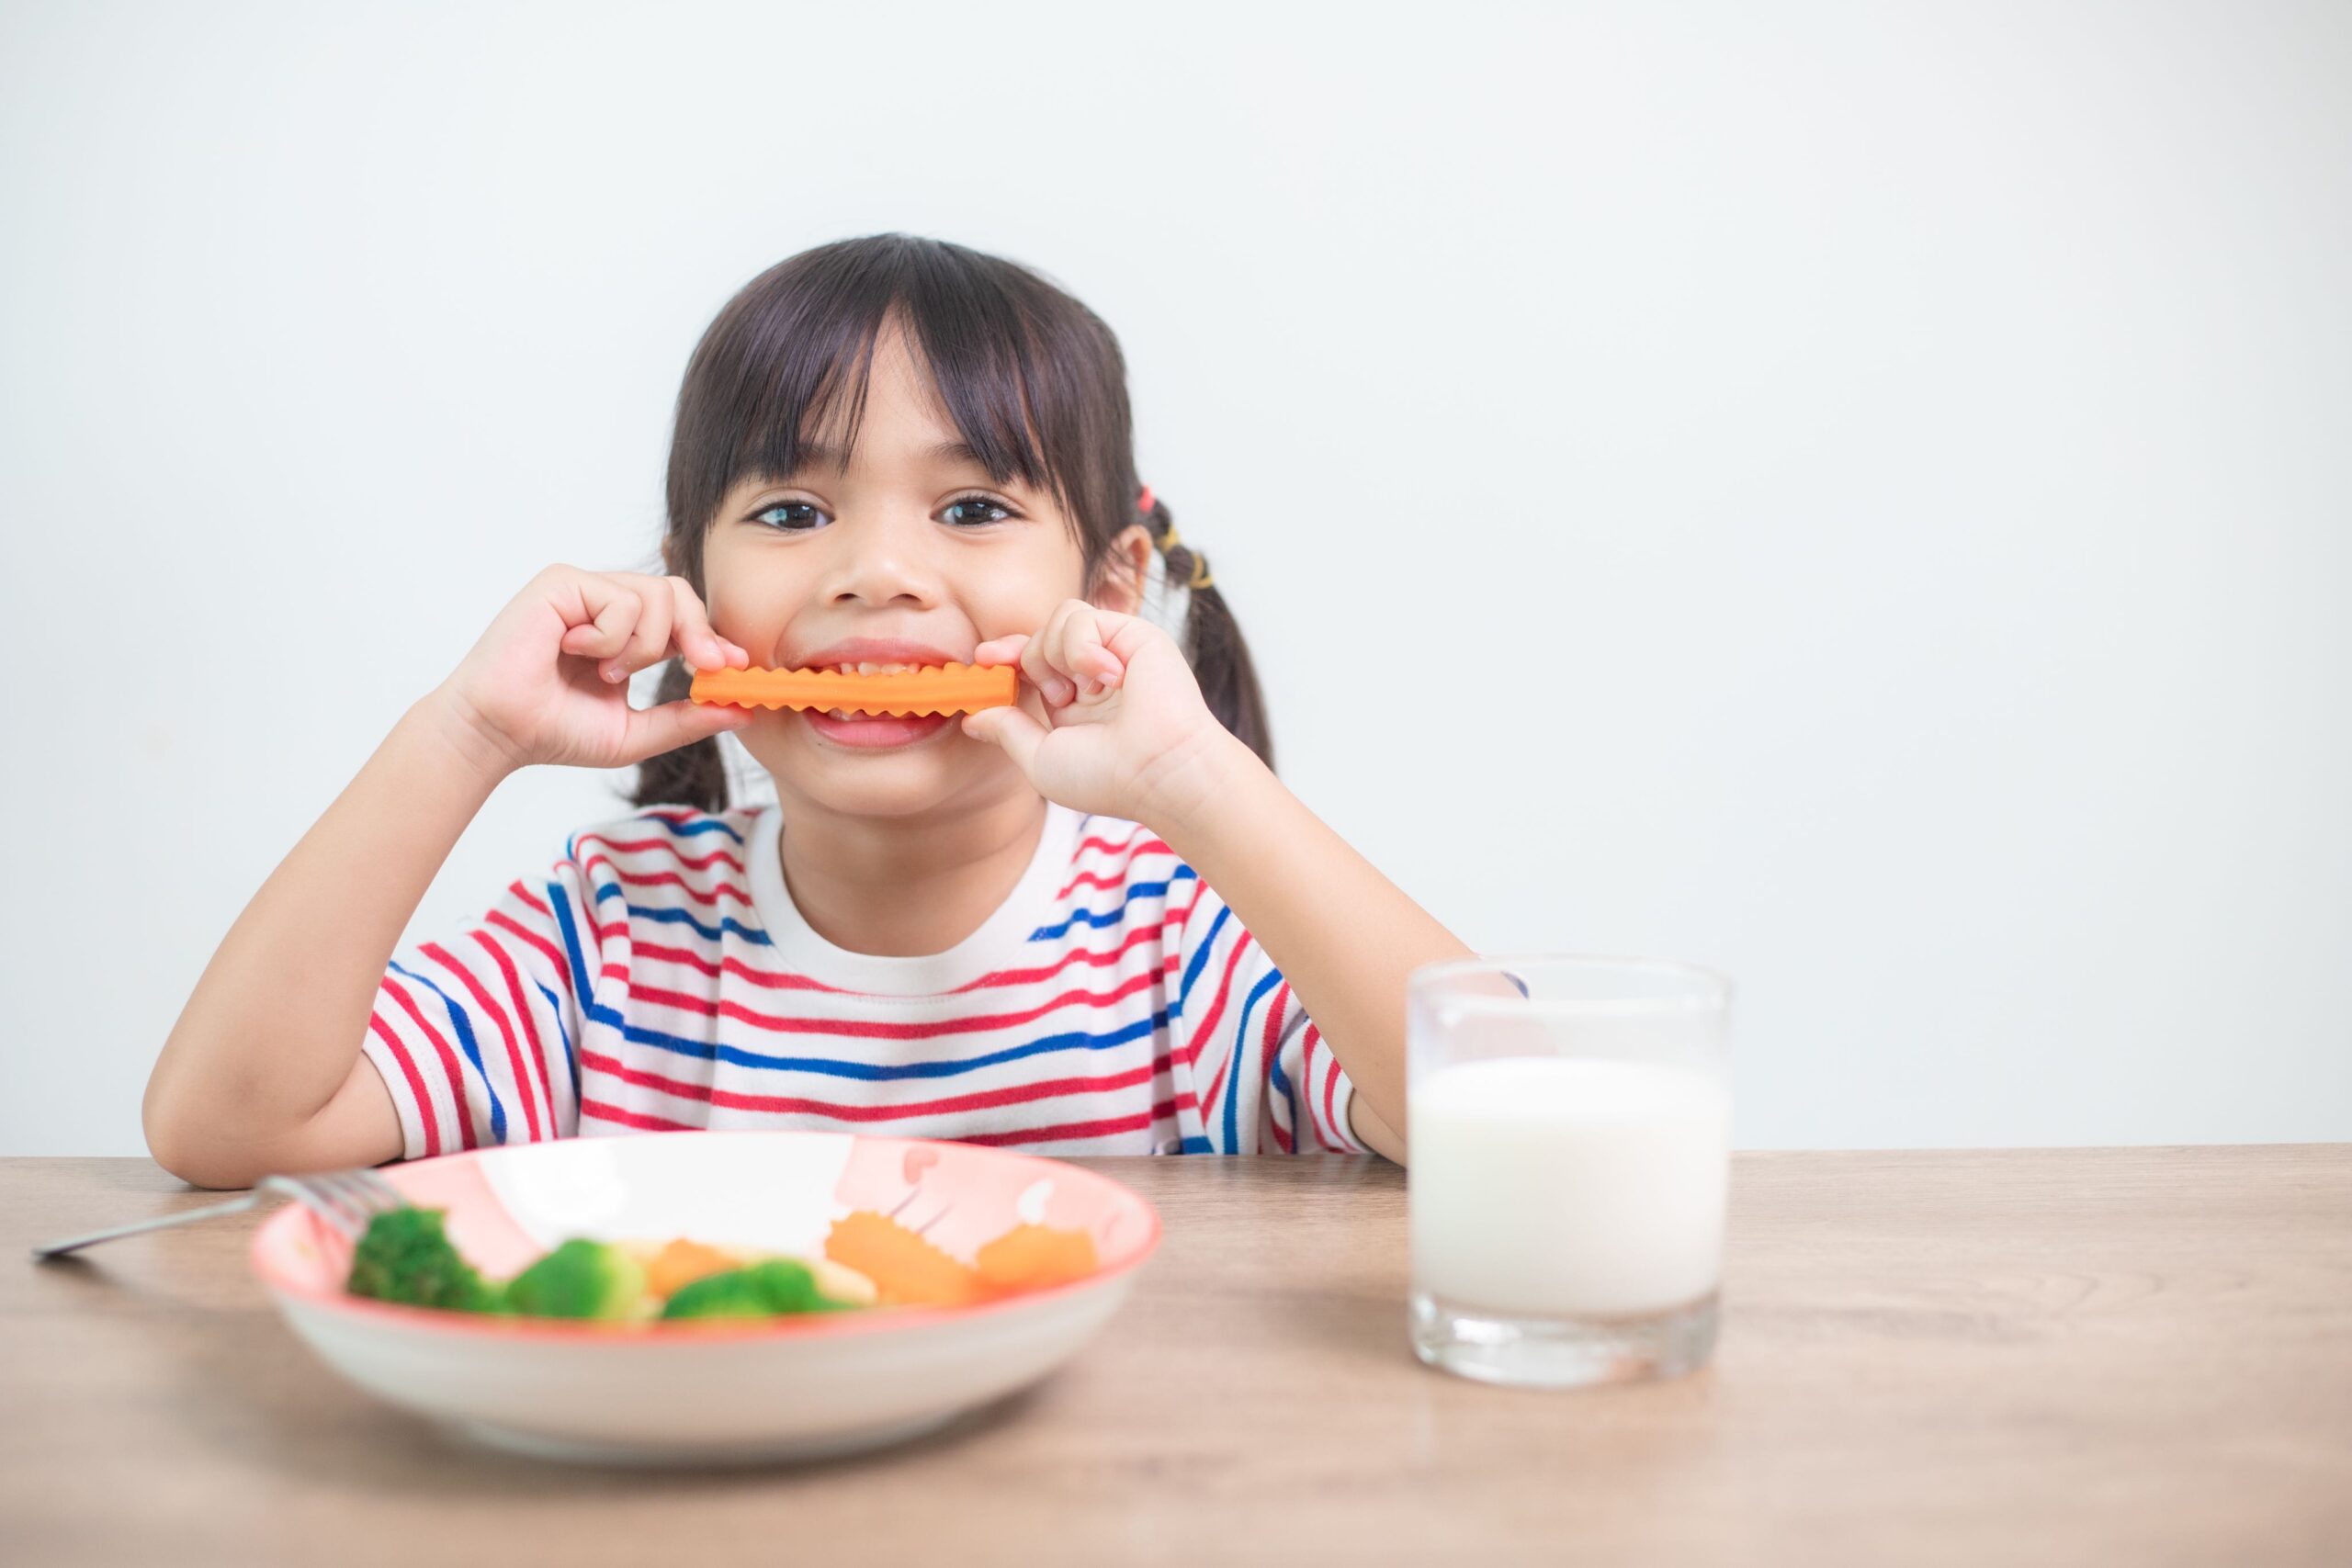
[967, 601, 1470, 1164]
[143, 566, 752, 1190]
[142, 699, 516, 1187]
[1148, 730, 1458, 1164]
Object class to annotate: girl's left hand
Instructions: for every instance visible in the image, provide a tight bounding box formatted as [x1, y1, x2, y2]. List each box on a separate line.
[964, 599, 1232, 826]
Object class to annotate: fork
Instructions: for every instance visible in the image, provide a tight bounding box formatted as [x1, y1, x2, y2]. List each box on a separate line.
[29, 1167, 409, 1261]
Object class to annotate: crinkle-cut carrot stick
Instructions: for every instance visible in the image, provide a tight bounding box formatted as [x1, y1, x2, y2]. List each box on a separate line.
[688, 662, 1017, 716]
[823, 1210, 983, 1308]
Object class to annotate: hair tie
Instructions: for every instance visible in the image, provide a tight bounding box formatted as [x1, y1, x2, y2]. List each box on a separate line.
[1140, 486, 1211, 589]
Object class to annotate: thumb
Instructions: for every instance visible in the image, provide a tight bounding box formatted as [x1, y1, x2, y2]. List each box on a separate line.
[962, 704, 1049, 773]
[616, 699, 751, 765]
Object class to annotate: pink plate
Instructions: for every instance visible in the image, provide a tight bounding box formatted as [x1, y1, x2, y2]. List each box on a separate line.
[251, 1130, 1159, 1464]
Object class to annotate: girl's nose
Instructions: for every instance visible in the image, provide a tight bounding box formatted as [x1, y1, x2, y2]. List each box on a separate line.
[820, 513, 944, 606]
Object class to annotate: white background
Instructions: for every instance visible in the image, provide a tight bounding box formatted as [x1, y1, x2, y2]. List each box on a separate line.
[3, 1, 2346, 1156]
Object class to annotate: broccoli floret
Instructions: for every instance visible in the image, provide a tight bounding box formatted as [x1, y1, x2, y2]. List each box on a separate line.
[660, 1257, 853, 1321]
[346, 1206, 502, 1314]
[500, 1238, 649, 1321]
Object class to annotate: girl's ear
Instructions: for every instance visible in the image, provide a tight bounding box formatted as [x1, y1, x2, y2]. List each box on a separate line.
[1092, 523, 1153, 615]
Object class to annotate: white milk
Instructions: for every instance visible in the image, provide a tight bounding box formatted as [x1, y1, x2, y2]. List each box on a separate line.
[1408, 1056, 1732, 1318]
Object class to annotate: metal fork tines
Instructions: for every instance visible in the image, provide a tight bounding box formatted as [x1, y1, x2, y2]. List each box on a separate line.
[29, 1166, 409, 1261]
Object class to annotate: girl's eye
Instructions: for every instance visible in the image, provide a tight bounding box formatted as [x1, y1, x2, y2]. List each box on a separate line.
[943, 492, 1015, 527]
[748, 494, 1016, 532]
[752, 501, 825, 532]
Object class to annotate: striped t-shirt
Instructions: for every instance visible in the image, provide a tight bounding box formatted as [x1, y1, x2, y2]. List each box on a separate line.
[359, 800, 1371, 1160]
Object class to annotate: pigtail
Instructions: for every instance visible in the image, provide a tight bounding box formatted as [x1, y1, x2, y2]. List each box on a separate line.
[1142, 495, 1275, 773]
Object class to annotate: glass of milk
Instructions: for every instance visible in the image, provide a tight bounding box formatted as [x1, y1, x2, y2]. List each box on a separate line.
[1408, 954, 1732, 1388]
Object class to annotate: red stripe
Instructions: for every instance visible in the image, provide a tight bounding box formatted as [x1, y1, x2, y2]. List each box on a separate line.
[628, 940, 852, 993]
[1192, 936, 1257, 1130]
[469, 927, 559, 1135]
[376, 974, 479, 1151]
[1261, 980, 1293, 1154]
[639, 807, 747, 831]
[579, 1046, 1178, 1122]
[1054, 834, 1172, 899]
[1315, 1029, 1350, 1150]
[1073, 829, 1163, 863]
[580, 1099, 696, 1133]
[623, 964, 1165, 1042]
[581, 852, 752, 908]
[488, 897, 567, 978]
[582, 834, 747, 874]
[584, 1096, 1166, 1147]
[367, 1011, 443, 1157]
[423, 941, 544, 1144]
[580, 885, 621, 951]
[947, 920, 1183, 994]
[956, 1111, 1154, 1147]
[619, 903, 1189, 1001]
[947, 912, 1183, 992]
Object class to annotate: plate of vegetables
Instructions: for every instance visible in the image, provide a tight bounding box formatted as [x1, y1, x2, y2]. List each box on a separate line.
[250, 1130, 1159, 1464]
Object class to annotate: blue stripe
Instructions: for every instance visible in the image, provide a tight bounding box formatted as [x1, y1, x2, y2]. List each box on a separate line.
[1178, 1134, 1214, 1154]
[1225, 966, 1285, 1154]
[1028, 869, 1194, 942]
[548, 879, 595, 1000]
[537, 979, 581, 1107]
[635, 811, 745, 844]
[1269, 1038, 1297, 1149]
[1170, 904, 1231, 1019]
[390, 958, 508, 1144]
[589, 883, 772, 945]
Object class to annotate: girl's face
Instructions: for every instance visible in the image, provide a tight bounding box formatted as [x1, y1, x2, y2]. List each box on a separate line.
[697, 318, 1136, 819]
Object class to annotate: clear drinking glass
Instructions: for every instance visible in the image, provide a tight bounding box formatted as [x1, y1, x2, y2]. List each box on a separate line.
[1407, 953, 1733, 1388]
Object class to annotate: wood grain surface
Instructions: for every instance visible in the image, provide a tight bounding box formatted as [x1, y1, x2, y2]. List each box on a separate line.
[4, 1146, 2346, 1566]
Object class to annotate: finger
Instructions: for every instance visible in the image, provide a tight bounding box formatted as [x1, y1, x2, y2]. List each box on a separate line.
[608, 577, 675, 682]
[1051, 604, 1125, 694]
[1039, 603, 1123, 698]
[972, 633, 1031, 667]
[960, 703, 1049, 773]
[1044, 598, 1103, 689]
[558, 578, 644, 664]
[667, 577, 749, 671]
[614, 697, 753, 766]
[1015, 618, 1077, 706]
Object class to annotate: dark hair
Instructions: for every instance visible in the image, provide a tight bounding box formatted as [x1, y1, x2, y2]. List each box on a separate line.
[629, 233, 1272, 813]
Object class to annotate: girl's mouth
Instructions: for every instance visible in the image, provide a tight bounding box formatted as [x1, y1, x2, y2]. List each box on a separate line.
[798, 660, 959, 750]
[801, 708, 956, 749]
[764, 656, 982, 750]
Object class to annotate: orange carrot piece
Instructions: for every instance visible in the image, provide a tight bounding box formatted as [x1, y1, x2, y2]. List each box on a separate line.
[823, 1211, 983, 1308]
[642, 1237, 744, 1301]
[974, 1224, 1099, 1296]
[689, 663, 1016, 716]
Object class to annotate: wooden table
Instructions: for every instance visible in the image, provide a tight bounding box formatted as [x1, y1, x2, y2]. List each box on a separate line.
[4, 1147, 2346, 1565]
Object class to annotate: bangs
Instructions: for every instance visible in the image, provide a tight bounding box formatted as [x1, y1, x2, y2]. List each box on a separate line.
[667, 235, 1123, 542]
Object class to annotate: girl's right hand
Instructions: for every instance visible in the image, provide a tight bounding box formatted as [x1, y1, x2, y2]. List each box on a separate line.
[428, 564, 755, 778]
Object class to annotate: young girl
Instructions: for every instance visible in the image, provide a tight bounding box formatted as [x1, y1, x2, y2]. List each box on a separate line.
[144, 233, 1467, 1190]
